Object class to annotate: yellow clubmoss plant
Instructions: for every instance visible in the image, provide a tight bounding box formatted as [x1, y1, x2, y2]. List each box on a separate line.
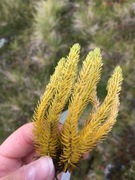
[32, 43, 123, 174]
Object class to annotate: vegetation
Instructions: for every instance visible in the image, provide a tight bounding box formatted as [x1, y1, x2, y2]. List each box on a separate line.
[33, 44, 122, 173]
[0, 0, 135, 179]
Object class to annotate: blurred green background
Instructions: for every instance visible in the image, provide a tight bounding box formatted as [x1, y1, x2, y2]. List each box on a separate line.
[0, 0, 135, 179]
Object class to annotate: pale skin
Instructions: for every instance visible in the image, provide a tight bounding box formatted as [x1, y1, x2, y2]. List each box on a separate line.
[0, 123, 88, 180]
[0, 123, 59, 180]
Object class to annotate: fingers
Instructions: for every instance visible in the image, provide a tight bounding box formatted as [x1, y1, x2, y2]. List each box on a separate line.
[0, 122, 63, 159]
[21, 150, 39, 165]
[0, 122, 63, 175]
[83, 153, 89, 160]
[22, 123, 63, 164]
[58, 123, 63, 132]
[0, 123, 34, 159]
[1, 156, 55, 180]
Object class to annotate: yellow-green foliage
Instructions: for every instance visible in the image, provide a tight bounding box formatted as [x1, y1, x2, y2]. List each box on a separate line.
[33, 43, 123, 173]
[33, 0, 66, 48]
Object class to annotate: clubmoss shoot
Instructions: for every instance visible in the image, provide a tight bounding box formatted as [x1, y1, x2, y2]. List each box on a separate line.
[32, 43, 123, 174]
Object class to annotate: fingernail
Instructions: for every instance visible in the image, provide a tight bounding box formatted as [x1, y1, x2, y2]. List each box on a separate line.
[27, 156, 55, 180]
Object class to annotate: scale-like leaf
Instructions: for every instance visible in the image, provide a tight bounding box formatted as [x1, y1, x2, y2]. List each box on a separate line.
[79, 66, 123, 154]
[59, 48, 103, 171]
[32, 44, 123, 173]
[33, 44, 80, 157]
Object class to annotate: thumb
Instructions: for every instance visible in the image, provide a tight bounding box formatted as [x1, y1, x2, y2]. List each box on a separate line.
[2, 156, 55, 180]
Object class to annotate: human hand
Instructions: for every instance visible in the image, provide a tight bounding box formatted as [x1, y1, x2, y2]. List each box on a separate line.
[0, 123, 55, 180]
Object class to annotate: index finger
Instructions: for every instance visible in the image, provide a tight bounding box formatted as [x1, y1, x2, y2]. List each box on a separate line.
[0, 123, 34, 159]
